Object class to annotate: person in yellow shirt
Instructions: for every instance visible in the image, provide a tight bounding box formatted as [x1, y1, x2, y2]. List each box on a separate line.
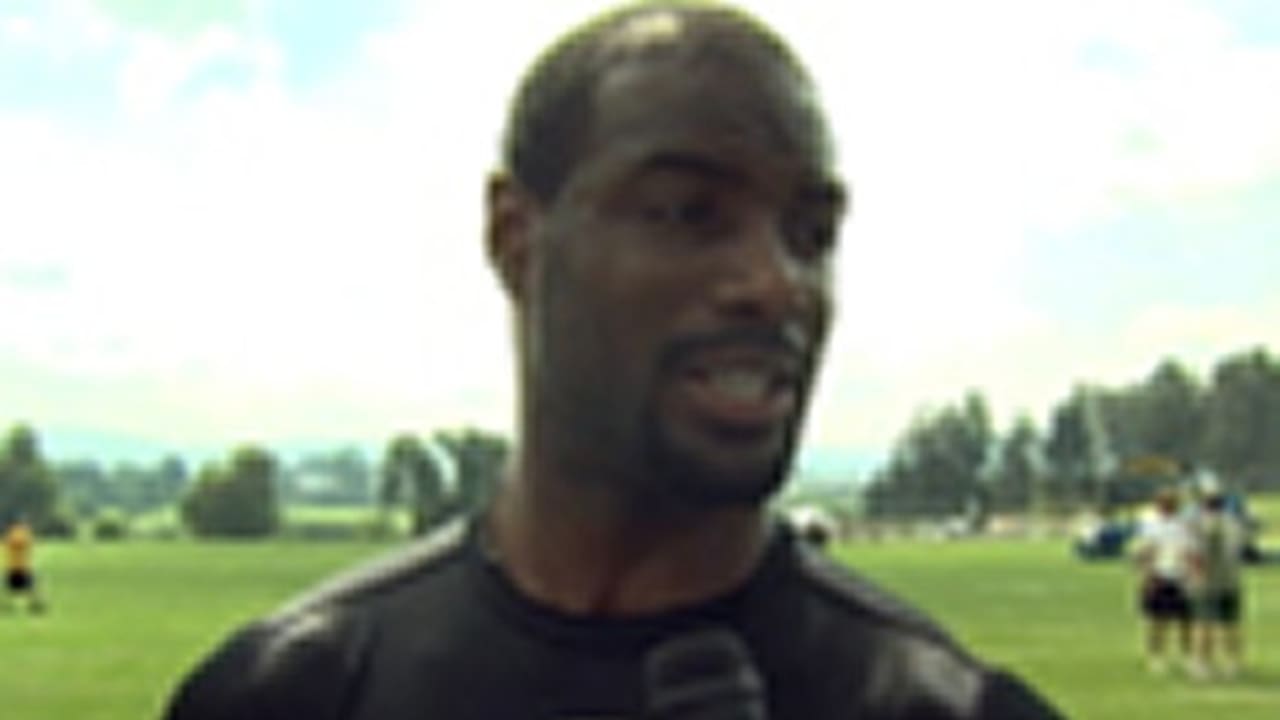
[4, 517, 46, 613]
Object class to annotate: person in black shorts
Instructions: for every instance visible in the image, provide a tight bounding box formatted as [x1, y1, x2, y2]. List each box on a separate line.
[1141, 573, 1191, 621]
[4, 517, 46, 614]
[1133, 489, 1195, 675]
[164, 3, 1064, 717]
[1189, 491, 1249, 679]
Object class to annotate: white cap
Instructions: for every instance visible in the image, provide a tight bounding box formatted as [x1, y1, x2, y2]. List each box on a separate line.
[1196, 469, 1221, 495]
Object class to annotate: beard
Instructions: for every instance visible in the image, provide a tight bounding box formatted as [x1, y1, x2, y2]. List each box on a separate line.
[641, 406, 800, 509]
[637, 324, 817, 510]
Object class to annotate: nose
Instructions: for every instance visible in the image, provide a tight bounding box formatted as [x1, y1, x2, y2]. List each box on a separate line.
[710, 211, 824, 324]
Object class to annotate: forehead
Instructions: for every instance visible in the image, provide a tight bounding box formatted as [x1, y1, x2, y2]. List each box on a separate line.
[575, 47, 836, 191]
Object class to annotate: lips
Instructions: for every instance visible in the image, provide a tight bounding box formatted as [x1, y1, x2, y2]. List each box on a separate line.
[677, 348, 802, 431]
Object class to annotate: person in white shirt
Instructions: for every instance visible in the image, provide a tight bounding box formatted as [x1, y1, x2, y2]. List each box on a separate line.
[1132, 488, 1196, 675]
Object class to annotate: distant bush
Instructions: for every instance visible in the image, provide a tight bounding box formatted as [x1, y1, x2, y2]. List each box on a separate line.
[181, 447, 280, 539]
[358, 515, 400, 542]
[35, 509, 79, 539]
[91, 511, 130, 541]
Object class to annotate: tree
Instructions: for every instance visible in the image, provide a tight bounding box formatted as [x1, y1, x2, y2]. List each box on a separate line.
[6, 424, 38, 466]
[1203, 348, 1280, 490]
[61, 455, 191, 516]
[180, 445, 281, 538]
[379, 434, 448, 535]
[863, 452, 934, 519]
[325, 447, 373, 505]
[860, 393, 991, 520]
[286, 447, 374, 506]
[435, 428, 509, 516]
[1088, 358, 1205, 475]
[0, 423, 60, 530]
[56, 459, 110, 516]
[1045, 387, 1117, 511]
[379, 428, 512, 536]
[1093, 388, 1141, 468]
[988, 415, 1044, 513]
[108, 462, 150, 513]
[156, 455, 191, 507]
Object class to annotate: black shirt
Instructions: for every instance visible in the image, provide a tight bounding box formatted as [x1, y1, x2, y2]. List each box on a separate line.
[164, 519, 1063, 719]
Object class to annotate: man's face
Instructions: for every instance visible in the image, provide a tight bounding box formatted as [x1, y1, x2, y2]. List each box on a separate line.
[518, 46, 844, 509]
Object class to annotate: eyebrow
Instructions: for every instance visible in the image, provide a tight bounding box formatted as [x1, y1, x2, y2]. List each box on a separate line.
[628, 149, 847, 210]
[631, 151, 746, 185]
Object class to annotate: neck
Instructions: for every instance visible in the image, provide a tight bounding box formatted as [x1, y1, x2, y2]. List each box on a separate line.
[486, 447, 771, 617]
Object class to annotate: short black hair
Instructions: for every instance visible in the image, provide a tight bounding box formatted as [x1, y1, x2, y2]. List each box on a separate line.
[502, 1, 814, 202]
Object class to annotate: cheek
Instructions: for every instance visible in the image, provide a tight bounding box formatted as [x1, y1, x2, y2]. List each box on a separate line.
[611, 272, 702, 372]
[578, 235, 698, 339]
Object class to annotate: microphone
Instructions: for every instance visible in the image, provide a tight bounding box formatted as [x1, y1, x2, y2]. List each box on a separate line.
[644, 628, 768, 720]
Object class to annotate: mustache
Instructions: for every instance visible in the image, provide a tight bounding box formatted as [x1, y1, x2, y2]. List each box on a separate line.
[658, 323, 814, 373]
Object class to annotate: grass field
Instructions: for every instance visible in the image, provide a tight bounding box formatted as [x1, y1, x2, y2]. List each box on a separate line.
[835, 539, 1280, 719]
[1, 534, 1277, 719]
[0, 540, 385, 720]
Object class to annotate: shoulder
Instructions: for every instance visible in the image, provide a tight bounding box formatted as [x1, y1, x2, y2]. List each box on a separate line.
[785, 539, 1063, 719]
[163, 520, 471, 720]
[272, 518, 471, 618]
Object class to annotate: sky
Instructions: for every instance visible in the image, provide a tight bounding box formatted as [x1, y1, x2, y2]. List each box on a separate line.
[2, 0, 1278, 472]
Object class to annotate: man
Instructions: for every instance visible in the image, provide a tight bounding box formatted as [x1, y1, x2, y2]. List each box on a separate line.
[4, 516, 46, 613]
[1188, 489, 1249, 679]
[1132, 488, 1196, 676]
[165, 3, 1062, 718]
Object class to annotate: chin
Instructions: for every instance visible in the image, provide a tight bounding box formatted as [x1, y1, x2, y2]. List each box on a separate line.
[676, 467, 788, 508]
[651, 435, 795, 509]
[640, 397, 805, 509]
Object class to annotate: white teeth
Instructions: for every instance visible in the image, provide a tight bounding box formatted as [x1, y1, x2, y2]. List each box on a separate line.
[708, 370, 770, 400]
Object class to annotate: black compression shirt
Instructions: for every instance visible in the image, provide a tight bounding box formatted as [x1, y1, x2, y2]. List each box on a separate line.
[164, 518, 1063, 719]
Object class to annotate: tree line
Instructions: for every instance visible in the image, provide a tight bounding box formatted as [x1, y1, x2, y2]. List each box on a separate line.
[863, 346, 1280, 520]
[0, 424, 510, 539]
[5, 346, 1276, 535]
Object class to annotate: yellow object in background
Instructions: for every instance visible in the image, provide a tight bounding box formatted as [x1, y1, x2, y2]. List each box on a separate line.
[4, 521, 32, 572]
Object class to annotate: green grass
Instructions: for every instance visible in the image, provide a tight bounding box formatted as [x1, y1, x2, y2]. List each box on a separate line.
[835, 538, 1280, 719]
[1251, 494, 1280, 542]
[2, 535, 1278, 718]
[0, 539, 391, 720]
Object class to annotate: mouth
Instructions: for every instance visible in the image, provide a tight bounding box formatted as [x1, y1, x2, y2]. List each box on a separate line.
[677, 349, 803, 432]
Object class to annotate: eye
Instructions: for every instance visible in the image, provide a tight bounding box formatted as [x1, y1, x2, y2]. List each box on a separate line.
[784, 211, 838, 260]
[643, 195, 721, 229]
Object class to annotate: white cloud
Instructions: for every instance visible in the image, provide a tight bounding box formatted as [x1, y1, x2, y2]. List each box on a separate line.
[755, 0, 1280, 452]
[1, 0, 118, 61]
[113, 19, 286, 121]
[2, 15, 34, 43]
[0, 1, 532, 445]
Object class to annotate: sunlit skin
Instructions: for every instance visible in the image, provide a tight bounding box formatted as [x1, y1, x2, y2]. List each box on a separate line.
[486, 31, 846, 616]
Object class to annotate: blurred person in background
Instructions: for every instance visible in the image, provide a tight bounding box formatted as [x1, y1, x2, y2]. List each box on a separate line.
[1187, 488, 1250, 679]
[1132, 488, 1195, 675]
[3, 516, 47, 614]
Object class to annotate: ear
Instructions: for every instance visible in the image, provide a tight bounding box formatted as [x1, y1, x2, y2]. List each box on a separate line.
[486, 173, 540, 302]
